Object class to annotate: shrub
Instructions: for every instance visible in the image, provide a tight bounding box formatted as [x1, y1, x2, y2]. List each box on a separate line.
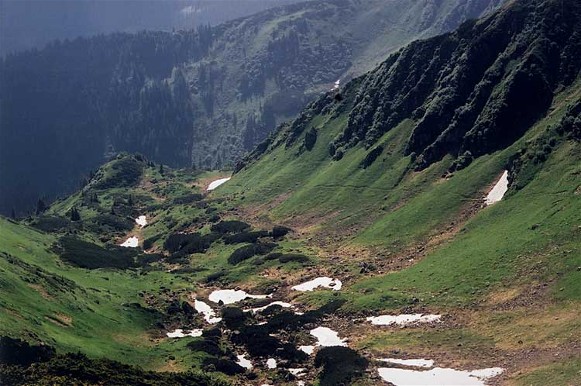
[58, 236, 138, 269]
[142, 234, 162, 250]
[164, 232, 220, 255]
[270, 226, 292, 239]
[92, 214, 134, 232]
[314, 347, 368, 386]
[186, 339, 223, 356]
[227, 243, 277, 265]
[0, 337, 55, 366]
[31, 216, 71, 232]
[172, 194, 204, 205]
[223, 231, 268, 244]
[93, 156, 144, 190]
[221, 307, 247, 330]
[277, 253, 309, 264]
[304, 127, 318, 151]
[202, 358, 245, 375]
[360, 145, 384, 168]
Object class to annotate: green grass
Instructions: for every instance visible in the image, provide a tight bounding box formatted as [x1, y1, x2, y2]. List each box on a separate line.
[514, 357, 581, 386]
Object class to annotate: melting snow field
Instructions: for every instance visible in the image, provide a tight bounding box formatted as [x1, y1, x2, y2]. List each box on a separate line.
[236, 354, 253, 370]
[377, 366, 504, 386]
[166, 328, 203, 338]
[379, 358, 435, 368]
[194, 299, 222, 324]
[207, 177, 231, 191]
[120, 236, 139, 248]
[299, 345, 315, 355]
[367, 314, 441, 326]
[485, 170, 509, 205]
[292, 277, 342, 291]
[310, 327, 347, 347]
[135, 215, 147, 227]
[208, 289, 270, 305]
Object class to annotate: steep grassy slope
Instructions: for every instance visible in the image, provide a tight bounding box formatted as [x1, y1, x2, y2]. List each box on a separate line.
[0, 0, 504, 215]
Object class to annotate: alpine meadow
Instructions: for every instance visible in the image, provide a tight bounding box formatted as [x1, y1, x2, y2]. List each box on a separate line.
[0, 0, 579, 386]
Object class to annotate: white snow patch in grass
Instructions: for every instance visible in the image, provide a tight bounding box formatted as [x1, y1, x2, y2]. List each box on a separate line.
[194, 299, 222, 324]
[367, 314, 441, 326]
[485, 170, 509, 205]
[207, 177, 231, 191]
[209, 289, 270, 305]
[135, 215, 147, 227]
[379, 358, 435, 368]
[310, 326, 347, 347]
[120, 236, 139, 248]
[266, 358, 277, 369]
[236, 354, 253, 370]
[249, 301, 292, 313]
[299, 345, 315, 355]
[377, 366, 503, 386]
[166, 328, 203, 338]
[297, 382, 305, 386]
[292, 277, 342, 291]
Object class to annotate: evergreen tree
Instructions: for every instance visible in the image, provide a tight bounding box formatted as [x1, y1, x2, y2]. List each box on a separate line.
[36, 199, 47, 215]
[70, 207, 81, 221]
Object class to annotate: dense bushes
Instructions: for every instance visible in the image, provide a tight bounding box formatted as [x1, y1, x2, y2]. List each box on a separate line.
[360, 145, 384, 168]
[314, 347, 368, 386]
[31, 216, 71, 232]
[223, 231, 268, 244]
[210, 220, 251, 234]
[92, 156, 144, 190]
[164, 232, 220, 256]
[0, 350, 228, 386]
[57, 236, 138, 269]
[0, 337, 55, 366]
[265, 253, 310, 264]
[227, 243, 277, 265]
[270, 226, 292, 239]
[172, 194, 204, 205]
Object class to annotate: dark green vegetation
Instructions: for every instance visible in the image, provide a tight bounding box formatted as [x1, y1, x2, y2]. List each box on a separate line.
[0, 0, 504, 215]
[1, 0, 580, 385]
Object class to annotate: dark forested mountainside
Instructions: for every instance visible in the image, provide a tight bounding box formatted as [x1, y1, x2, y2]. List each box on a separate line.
[244, 0, 580, 174]
[0, 0, 504, 215]
[0, 0, 307, 56]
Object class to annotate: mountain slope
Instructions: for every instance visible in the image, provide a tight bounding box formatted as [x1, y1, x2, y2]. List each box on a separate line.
[1, 0, 579, 385]
[0, 0, 504, 215]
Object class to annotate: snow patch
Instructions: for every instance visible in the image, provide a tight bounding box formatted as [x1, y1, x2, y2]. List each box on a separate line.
[377, 366, 504, 386]
[367, 314, 441, 326]
[485, 170, 509, 205]
[266, 358, 277, 369]
[236, 354, 253, 370]
[194, 299, 222, 324]
[292, 277, 342, 291]
[120, 236, 139, 248]
[166, 328, 203, 338]
[310, 326, 347, 347]
[289, 368, 306, 376]
[208, 289, 270, 305]
[299, 345, 315, 355]
[379, 358, 435, 368]
[249, 301, 292, 313]
[135, 215, 147, 227]
[207, 177, 231, 191]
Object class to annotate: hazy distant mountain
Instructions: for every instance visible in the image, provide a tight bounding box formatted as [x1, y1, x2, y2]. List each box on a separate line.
[0, 0, 307, 56]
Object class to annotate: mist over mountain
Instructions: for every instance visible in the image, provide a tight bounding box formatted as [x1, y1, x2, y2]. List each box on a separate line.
[0, 0, 306, 56]
[0, 0, 503, 216]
